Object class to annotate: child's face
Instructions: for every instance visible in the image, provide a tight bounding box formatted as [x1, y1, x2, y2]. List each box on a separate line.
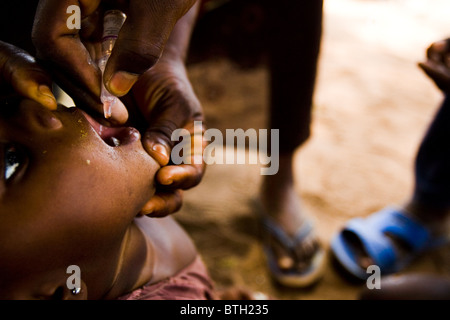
[0, 99, 159, 298]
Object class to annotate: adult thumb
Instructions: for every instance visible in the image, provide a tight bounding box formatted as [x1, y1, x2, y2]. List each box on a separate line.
[103, 2, 181, 97]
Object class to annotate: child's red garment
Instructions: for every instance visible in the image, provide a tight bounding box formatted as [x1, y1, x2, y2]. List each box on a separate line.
[117, 256, 217, 300]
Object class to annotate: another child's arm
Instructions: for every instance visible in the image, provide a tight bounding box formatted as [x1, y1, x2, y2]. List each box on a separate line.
[419, 38, 450, 93]
[0, 40, 57, 110]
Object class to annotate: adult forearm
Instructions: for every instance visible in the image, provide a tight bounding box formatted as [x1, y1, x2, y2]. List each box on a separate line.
[159, 1, 201, 64]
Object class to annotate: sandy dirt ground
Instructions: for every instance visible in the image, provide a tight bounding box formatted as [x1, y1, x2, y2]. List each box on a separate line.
[177, 0, 450, 300]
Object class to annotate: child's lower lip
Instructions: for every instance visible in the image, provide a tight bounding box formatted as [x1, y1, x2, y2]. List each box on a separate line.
[78, 109, 140, 147]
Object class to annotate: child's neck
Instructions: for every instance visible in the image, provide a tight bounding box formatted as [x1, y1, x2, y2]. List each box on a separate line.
[101, 222, 154, 299]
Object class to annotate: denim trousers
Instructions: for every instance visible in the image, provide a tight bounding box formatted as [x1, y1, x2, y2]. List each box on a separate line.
[413, 94, 450, 209]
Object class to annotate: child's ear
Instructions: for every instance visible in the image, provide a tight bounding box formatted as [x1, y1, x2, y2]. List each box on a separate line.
[36, 279, 88, 300]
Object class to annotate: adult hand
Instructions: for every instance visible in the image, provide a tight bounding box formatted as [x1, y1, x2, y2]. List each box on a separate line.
[131, 59, 207, 218]
[419, 38, 450, 93]
[32, 0, 197, 123]
[0, 40, 57, 110]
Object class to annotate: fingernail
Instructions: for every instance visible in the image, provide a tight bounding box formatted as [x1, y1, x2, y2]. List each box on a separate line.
[139, 202, 155, 216]
[160, 179, 173, 186]
[38, 85, 57, 109]
[107, 71, 139, 97]
[109, 98, 129, 124]
[38, 85, 54, 99]
[152, 144, 170, 162]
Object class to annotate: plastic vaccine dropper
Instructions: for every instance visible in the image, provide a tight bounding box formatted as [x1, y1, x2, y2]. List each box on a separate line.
[98, 10, 127, 119]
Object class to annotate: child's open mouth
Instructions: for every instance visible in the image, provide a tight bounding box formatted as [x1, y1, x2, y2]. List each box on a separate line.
[78, 109, 140, 147]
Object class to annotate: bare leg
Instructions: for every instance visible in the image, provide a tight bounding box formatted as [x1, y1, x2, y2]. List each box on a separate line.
[259, 0, 324, 283]
[260, 155, 320, 271]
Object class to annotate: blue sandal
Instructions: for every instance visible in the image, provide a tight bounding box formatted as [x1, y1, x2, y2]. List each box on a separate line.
[331, 206, 449, 280]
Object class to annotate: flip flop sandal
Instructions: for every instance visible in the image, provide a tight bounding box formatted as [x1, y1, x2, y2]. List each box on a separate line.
[261, 215, 327, 288]
[331, 206, 450, 280]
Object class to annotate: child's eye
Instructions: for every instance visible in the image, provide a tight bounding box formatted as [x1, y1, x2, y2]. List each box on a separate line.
[4, 145, 26, 181]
